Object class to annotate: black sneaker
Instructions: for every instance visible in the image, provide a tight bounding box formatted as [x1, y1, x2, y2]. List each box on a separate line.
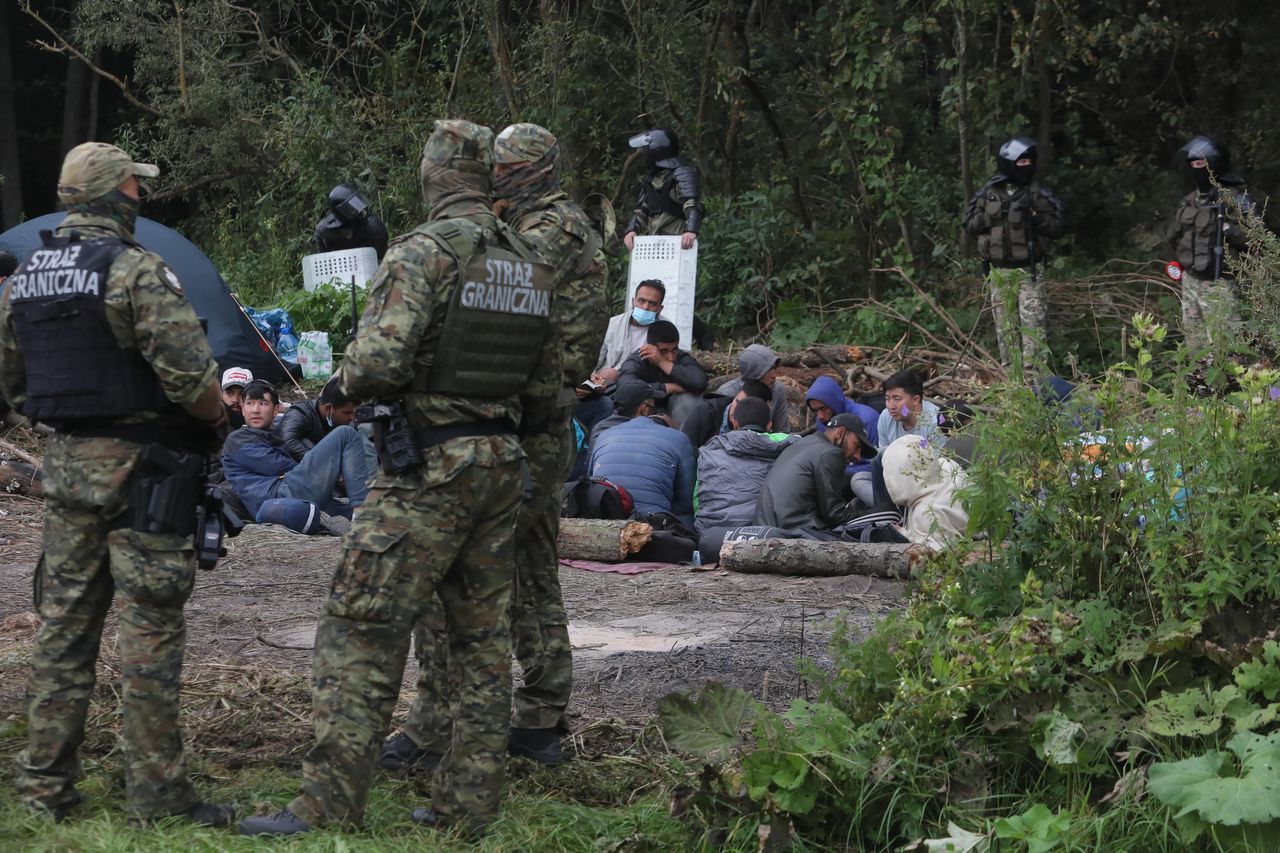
[507, 727, 566, 765]
[238, 807, 311, 837]
[377, 731, 443, 771]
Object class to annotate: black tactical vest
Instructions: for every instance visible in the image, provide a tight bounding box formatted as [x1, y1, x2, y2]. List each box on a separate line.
[976, 182, 1040, 265]
[7, 231, 170, 423]
[1173, 189, 1241, 278]
[641, 170, 686, 219]
[410, 220, 554, 399]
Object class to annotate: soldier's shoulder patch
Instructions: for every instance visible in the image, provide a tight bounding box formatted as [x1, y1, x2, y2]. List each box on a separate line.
[157, 262, 183, 294]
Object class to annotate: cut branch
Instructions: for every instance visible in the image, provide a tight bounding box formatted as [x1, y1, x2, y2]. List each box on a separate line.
[719, 538, 923, 578]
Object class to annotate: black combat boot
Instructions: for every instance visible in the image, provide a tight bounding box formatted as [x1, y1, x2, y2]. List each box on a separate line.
[129, 800, 235, 828]
[507, 727, 567, 765]
[376, 731, 443, 771]
[238, 807, 311, 836]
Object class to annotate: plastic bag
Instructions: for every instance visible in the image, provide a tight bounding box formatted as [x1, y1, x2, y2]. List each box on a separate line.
[296, 331, 334, 380]
[244, 306, 300, 364]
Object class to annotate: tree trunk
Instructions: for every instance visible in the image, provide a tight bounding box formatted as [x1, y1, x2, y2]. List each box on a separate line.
[0, 0, 24, 229]
[719, 538, 920, 578]
[61, 55, 93, 157]
[0, 459, 43, 499]
[558, 519, 653, 562]
[1034, 0, 1053, 170]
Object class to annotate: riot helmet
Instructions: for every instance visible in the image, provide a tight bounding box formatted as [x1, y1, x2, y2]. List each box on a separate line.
[997, 136, 1037, 185]
[1180, 136, 1230, 193]
[327, 183, 370, 224]
[628, 128, 680, 169]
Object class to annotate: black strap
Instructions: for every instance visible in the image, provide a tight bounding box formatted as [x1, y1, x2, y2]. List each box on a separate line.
[412, 420, 514, 449]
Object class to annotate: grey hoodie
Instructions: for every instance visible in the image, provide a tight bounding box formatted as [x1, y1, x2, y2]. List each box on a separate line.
[694, 428, 796, 534]
[716, 344, 790, 432]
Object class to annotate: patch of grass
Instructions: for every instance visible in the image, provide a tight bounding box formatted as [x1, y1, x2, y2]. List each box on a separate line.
[0, 760, 686, 852]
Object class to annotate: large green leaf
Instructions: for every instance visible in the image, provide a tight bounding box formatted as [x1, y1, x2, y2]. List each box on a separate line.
[1032, 710, 1084, 767]
[1149, 732, 1280, 827]
[993, 804, 1072, 853]
[1143, 685, 1230, 737]
[657, 682, 757, 763]
[1234, 641, 1280, 701]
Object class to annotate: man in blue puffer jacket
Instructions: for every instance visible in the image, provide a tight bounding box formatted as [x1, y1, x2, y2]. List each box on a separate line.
[221, 380, 373, 519]
[588, 379, 696, 526]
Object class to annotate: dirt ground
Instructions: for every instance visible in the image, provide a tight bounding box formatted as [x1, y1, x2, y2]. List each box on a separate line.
[0, 492, 906, 757]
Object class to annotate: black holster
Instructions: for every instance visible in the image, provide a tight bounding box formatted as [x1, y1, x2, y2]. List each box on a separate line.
[356, 401, 424, 474]
[127, 444, 203, 536]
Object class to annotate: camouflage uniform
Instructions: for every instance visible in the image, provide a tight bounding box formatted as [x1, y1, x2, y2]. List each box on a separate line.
[0, 144, 220, 820]
[285, 120, 560, 833]
[401, 124, 605, 752]
[964, 178, 1066, 375]
[1166, 185, 1253, 348]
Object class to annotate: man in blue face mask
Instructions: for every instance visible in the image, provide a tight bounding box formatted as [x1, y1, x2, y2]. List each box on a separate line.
[574, 280, 668, 431]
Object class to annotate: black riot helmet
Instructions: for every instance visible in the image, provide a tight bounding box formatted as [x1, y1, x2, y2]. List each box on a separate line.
[997, 136, 1038, 185]
[327, 183, 370, 224]
[628, 128, 681, 169]
[1179, 136, 1230, 193]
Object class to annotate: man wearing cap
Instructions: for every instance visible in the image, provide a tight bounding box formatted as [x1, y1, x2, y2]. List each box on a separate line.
[589, 380, 696, 526]
[378, 122, 604, 773]
[0, 143, 231, 825]
[753, 413, 876, 536]
[240, 119, 560, 838]
[220, 366, 253, 429]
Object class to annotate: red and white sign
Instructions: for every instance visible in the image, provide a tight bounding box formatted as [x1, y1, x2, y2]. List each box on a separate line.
[1165, 261, 1183, 282]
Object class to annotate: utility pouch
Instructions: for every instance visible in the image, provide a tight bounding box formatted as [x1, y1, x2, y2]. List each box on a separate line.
[128, 444, 203, 535]
[356, 401, 423, 474]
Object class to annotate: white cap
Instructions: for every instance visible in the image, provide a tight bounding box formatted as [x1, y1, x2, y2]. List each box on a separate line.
[221, 367, 253, 390]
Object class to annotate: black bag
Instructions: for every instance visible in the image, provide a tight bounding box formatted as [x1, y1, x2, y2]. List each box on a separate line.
[836, 509, 909, 544]
[562, 477, 634, 520]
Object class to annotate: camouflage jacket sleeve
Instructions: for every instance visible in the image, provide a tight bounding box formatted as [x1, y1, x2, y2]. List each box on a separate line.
[111, 249, 218, 405]
[963, 184, 992, 235]
[0, 285, 26, 409]
[339, 237, 440, 400]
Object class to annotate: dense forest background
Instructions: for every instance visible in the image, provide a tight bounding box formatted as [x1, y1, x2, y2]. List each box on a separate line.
[3, 0, 1278, 361]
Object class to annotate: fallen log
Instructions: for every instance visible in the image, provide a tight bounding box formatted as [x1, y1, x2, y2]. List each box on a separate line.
[0, 459, 42, 499]
[0, 436, 41, 468]
[558, 518, 653, 562]
[719, 538, 922, 578]
[696, 345, 864, 379]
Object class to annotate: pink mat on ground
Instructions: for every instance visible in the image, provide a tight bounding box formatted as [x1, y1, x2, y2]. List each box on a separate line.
[559, 559, 674, 575]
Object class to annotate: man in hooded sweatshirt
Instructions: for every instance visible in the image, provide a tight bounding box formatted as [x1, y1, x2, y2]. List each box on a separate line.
[715, 344, 790, 433]
[694, 397, 796, 535]
[805, 375, 879, 494]
[880, 434, 969, 552]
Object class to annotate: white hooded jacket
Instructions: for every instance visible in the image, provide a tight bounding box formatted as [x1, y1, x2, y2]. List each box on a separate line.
[881, 434, 969, 552]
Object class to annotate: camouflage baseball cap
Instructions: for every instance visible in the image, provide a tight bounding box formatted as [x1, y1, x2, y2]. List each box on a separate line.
[58, 142, 160, 205]
[420, 119, 494, 175]
[494, 123, 558, 166]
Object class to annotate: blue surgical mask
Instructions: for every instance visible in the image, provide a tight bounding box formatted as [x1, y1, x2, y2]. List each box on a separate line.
[631, 307, 657, 325]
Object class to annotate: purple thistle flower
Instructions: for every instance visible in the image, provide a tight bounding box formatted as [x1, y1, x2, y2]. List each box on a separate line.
[1269, 386, 1280, 402]
[900, 404, 910, 418]
[919, 437, 929, 449]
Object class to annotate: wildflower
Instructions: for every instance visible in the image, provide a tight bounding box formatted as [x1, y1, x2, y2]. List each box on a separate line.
[900, 404, 910, 417]
[1269, 386, 1280, 401]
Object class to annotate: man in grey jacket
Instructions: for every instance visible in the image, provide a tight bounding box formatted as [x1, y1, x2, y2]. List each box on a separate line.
[753, 413, 876, 535]
[694, 398, 795, 535]
[277, 376, 358, 461]
[713, 344, 790, 433]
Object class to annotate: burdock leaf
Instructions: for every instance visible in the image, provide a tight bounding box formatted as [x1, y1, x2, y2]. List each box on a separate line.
[658, 682, 757, 763]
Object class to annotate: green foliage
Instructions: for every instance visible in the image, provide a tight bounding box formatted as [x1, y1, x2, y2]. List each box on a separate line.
[1149, 732, 1280, 846]
[275, 283, 368, 345]
[993, 804, 1073, 853]
[656, 682, 756, 763]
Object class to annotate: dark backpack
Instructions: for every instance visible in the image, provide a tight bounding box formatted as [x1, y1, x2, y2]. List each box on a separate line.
[562, 477, 634, 520]
[836, 509, 908, 544]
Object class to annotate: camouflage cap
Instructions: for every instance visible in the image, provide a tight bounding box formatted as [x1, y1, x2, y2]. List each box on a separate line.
[494, 123, 558, 166]
[58, 142, 160, 205]
[420, 119, 494, 176]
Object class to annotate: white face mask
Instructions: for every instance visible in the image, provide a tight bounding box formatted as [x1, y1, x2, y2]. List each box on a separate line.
[325, 415, 334, 428]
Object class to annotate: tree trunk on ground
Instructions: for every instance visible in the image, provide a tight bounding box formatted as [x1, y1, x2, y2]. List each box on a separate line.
[0, 1, 24, 229]
[558, 519, 653, 561]
[0, 460, 43, 499]
[697, 345, 865, 379]
[719, 538, 921, 578]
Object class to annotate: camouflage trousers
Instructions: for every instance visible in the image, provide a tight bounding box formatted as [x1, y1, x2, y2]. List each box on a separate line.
[403, 408, 574, 750]
[291, 436, 524, 831]
[15, 435, 199, 820]
[989, 266, 1048, 377]
[1181, 271, 1242, 350]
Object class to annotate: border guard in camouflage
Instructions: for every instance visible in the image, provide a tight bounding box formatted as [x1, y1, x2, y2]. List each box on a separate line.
[964, 135, 1066, 377]
[239, 119, 561, 838]
[379, 122, 607, 773]
[0, 143, 233, 826]
[1164, 135, 1253, 349]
